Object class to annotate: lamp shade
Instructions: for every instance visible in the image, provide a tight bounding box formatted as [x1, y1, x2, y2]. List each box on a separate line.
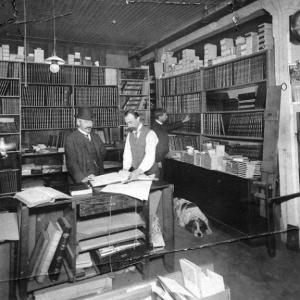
[45, 55, 65, 65]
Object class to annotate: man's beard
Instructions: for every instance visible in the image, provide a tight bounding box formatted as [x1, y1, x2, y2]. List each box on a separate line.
[127, 127, 136, 132]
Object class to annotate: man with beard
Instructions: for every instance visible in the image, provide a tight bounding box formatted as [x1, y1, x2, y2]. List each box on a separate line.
[122, 110, 165, 250]
[65, 107, 106, 183]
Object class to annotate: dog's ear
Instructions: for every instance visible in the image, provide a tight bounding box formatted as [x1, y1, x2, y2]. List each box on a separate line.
[185, 220, 203, 237]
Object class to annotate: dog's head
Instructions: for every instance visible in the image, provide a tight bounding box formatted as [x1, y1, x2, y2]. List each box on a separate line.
[185, 218, 210, 237]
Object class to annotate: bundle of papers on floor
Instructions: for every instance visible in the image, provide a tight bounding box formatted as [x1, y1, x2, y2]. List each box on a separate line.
[153, 259, 227, 300]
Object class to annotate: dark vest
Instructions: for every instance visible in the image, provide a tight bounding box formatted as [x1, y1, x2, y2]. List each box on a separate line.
[129, 126, 159, 177]
[83, 137, 100, 176]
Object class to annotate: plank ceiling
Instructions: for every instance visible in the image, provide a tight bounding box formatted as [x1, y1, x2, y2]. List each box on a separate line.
[0, 0, 255, 52]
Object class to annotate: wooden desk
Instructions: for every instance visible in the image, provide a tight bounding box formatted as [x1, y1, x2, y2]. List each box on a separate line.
[76, 181, 175, 277]
[16, 182, 174, 298]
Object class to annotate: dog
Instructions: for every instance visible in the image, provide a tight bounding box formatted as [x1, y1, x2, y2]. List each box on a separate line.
[174, 197, 212, 237]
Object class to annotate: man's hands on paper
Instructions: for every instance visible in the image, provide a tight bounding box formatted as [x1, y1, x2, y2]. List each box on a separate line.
[82, 174, 95, 183]
[119, 169, 143, 183]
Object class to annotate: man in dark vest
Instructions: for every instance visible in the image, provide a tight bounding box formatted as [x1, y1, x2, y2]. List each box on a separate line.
[151, 108, 190, 179]
[65, 107, 106, 183]
[122, 110, 164, 249]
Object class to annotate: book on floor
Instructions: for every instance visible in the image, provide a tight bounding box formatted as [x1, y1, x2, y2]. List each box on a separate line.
[35, 220, 63, 283]
[48, 217, 72, 281]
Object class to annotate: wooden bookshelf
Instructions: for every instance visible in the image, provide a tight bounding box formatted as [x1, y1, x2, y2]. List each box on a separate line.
[0, 61, 21, 196]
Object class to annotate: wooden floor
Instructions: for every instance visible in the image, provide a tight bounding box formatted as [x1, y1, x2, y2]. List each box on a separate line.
[113, 223, 300, 300]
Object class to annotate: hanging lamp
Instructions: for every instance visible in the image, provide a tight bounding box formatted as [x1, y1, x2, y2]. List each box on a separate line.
[45, 0, 64, 73]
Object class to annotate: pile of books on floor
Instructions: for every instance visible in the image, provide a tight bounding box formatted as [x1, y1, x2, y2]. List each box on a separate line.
[153, 259, 230, 300]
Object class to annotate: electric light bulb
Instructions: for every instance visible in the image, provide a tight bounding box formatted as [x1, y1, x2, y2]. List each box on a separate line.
[50, 62, 60, 73]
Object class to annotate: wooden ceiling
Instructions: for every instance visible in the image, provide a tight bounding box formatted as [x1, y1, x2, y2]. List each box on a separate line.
[0, 0, 255, 52]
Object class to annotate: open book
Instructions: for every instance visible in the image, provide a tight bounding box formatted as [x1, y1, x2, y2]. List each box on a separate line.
[14, 186, 71, 207]
[89, 171, 154, 187]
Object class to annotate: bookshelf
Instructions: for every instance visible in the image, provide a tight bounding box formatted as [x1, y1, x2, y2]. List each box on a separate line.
[19, 63, 139, 182]
[0, 61, 21, 196]
[157, 49, 273, 163]
[201, 50, 272, 161]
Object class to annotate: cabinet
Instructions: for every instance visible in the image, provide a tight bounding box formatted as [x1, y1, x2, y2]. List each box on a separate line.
[158, 47, 278, 241]
[201, 50, 274, 161]
[0, 61, 21, 196]
[16, 182, 174, 298]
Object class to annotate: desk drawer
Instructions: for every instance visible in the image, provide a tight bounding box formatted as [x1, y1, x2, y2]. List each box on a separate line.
[78, 194, 144, 217]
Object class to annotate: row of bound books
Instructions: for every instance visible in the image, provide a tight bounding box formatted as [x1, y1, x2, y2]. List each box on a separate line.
[0, 117, 19, 133]
[159, 70, 202, 96]
[20, 63, 107, 85]
[0, 61, 20, 78]
[204, 63, 233, 90]
[22, 108, 74, 130]
[29, 216, 72, 283]
[0, 169, 20, 193]
[162, 93, 201, 113]
[168, 135, 199, 151]
[77, 107, 120, 128]
[0, 80, 19, 96]
[74, 86, 119, 107]
[21, 64, 73, 84]
[21, 85, 72, 107]
[0, 97, 20, 114]
[90, 66, 105, 86]
[203, 52, 266, 90]
[201, 111, 264, 138]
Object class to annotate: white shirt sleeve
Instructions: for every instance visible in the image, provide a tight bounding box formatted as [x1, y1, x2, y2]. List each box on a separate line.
[123, 134, 132, 171]
[138, 130, 158, 173]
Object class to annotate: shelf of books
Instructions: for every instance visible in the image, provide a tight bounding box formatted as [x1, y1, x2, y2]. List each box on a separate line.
[201, 50, 273, 162]
[156, 69, 203, 152]
[0, 61, 21, 196]
[156, 48, 274, 178]
[17, 199, 76, 297]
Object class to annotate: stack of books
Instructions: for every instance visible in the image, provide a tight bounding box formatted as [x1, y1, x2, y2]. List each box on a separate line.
[29, 217, 72, 283]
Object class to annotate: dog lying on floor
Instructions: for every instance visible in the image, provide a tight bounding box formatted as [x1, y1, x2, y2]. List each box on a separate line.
[174, 197, 212, 237]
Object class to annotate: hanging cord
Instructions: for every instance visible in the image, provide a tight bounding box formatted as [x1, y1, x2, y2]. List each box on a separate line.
[23, 0, 27, 87]
[52, 0, 57, 56]
[126, 0, 203, 5]
[134, 198, 138, 249]
[108, 195, 113, 273]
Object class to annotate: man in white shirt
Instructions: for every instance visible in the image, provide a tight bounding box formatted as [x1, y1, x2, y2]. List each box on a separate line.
[123, 110, 159, 180]
[123, 110, 165, 249]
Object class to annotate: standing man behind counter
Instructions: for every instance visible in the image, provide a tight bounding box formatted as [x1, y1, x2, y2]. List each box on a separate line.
[65, 107, 106, 183]
[122, 110, 165, 249]
[151, 108, 190, 179]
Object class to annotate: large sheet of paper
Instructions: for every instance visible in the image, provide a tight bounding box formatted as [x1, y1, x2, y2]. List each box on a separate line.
[90, 171, 153, 187]
[101, 180, 152, 201]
